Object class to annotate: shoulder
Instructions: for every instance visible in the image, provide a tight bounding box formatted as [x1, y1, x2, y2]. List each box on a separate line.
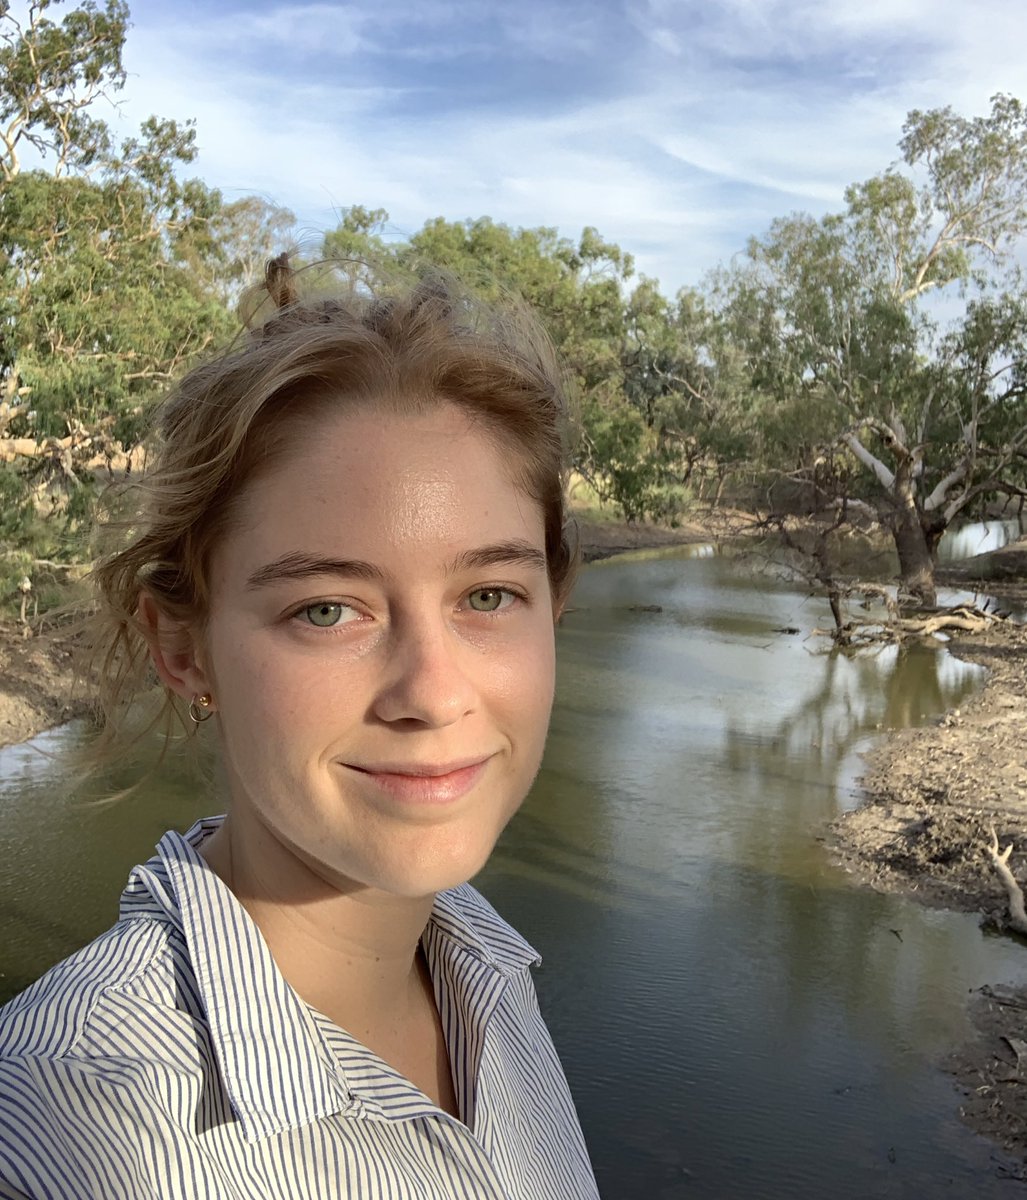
[430, 883, 541, 974]
[0, 917, 212, 1197]
[0, 916, 177, 1063]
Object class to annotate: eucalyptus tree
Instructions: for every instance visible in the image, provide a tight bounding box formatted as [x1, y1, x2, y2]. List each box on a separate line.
[731, 95, 1027, 604]
[402, 215, 632, 371]
[206, 195, 297, 306]
[0, 0, 128, 182]
[618, 275, 801, 510]
[3, 118, 232, 438]
[321, 210, 680, 519]
[321, 204, 395, 290]
[0, 0, 235, 605]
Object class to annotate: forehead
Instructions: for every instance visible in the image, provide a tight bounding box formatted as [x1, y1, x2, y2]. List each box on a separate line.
[217, 403, 544, 571]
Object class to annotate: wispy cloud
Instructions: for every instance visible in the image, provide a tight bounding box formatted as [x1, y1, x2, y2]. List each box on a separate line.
[40, 0, 1027, 290]
[194, 3, 370, 58]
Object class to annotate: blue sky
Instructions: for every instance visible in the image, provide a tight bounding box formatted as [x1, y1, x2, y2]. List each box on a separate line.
[103, 0, 1027, 293]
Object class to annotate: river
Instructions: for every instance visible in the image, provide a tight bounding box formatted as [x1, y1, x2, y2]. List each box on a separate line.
[2, 551, 1026, 1198]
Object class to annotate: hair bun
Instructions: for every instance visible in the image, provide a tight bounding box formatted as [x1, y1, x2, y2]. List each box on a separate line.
[265, 253, 298, 310]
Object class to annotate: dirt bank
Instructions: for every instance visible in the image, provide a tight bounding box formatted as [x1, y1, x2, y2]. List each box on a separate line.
[830, 609, 1027, 1166]
[573, 514, 728, 562]
[0, 623, 91, 749]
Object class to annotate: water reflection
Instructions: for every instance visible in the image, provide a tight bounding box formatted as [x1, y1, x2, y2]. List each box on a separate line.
[937, 517, 1026, 563]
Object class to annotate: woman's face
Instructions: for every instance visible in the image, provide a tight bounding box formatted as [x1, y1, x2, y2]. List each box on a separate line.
[193, 402, 557, 899]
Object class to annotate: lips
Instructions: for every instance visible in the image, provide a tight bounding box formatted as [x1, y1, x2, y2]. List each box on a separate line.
[343, 757, 492, 805]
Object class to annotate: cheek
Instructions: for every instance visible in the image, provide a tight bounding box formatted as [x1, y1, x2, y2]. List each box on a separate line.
[210, 634, 377, 761]
[493, 626, 556, 725]
[206, 637, 307, 749]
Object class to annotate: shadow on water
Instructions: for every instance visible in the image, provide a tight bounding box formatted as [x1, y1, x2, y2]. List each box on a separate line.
[2, 549, 1026, 1198]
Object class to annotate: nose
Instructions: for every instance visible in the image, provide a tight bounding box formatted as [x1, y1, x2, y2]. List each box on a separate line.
[371, 612, 478, 728]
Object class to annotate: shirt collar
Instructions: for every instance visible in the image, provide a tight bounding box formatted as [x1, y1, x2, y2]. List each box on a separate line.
[120, 817, 540, 1141]
[123, 817, 351, 1143]
[429, 885, 542, 976]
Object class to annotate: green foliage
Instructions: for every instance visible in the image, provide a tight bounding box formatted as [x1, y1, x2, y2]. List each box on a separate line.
[0, 0, 242, 616]
[3, 161, 232, 428]
[0, 0, 129, 179]
[578, 391, 671, 522]
[322, 205, 391, 266]
[0, 459, 36, 544]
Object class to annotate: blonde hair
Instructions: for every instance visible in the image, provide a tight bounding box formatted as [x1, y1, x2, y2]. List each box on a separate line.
[86, 261, 579, 770]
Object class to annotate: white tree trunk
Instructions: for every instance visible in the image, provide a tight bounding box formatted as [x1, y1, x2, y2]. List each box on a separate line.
[986, 827, 1027, 936]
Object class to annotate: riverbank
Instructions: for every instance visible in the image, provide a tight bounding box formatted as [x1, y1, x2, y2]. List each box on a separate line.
[829, 602, 1027, 1166]
[573, 512, 730, 562]
[0, 624, 90, 748]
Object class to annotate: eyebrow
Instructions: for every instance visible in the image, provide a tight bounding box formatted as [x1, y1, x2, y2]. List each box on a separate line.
[245, 540, 547, 590]
[450, 541, 547, 574]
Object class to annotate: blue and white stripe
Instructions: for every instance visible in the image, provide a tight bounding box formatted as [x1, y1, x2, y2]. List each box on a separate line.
[0, 818, 599, 1200]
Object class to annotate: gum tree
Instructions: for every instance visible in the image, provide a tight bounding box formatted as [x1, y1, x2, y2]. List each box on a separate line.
[0, 0, 235, 606]
[0, 0, 128, 181]
[735, 95, 1027, 605]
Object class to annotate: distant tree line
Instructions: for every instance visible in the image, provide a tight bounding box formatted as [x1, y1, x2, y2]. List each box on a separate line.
[4, 0, 1027, 612]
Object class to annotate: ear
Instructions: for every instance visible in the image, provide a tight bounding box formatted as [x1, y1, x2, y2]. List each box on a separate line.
[137, 590, 214, 706]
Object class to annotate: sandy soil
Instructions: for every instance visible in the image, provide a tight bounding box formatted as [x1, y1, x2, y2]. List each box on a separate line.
[831, 622, 1027, 919]
[0, 623, 91, 749]
[573, 513, 728, 562]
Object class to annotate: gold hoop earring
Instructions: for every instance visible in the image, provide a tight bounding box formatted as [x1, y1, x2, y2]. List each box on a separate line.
[188, 693, 214, 723]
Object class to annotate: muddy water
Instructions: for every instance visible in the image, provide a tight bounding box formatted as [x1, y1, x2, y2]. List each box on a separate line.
[2, 554, 1026, 1198]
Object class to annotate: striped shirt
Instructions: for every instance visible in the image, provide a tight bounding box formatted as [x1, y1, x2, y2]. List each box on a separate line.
[0, 817, 599, 1200]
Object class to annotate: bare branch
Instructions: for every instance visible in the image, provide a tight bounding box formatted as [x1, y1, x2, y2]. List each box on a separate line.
[841, 431, 895, 489]
[923, 458, 971, 512]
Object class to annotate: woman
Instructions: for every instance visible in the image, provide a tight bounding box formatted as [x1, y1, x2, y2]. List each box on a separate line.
[0, 263, 600, 1199]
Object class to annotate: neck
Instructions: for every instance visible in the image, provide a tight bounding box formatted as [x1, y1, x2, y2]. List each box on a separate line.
[199, 816, 436, 1036]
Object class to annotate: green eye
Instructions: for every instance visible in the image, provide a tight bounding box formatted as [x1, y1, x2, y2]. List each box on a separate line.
[467, 588, 506, 612]
[303, 602, 348, 627]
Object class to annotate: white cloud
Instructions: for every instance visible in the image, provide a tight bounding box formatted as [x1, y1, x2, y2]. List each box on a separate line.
[16, 0, 1027, 293]
[195, 3, 370, 57]
[648, 27, 682, 56]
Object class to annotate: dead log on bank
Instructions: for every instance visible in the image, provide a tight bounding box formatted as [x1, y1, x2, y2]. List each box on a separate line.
[812, 603, 1000, 647]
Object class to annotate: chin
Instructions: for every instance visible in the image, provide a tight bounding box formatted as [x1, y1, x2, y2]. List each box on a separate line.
[379, 833, 501, 899]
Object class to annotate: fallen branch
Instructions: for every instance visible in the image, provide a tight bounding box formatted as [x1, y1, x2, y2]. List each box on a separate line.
[895, 606, 996, 637]
[0, 435, 146, 478]
[985, 826, 1027, 936]
[980, 984, 1027, 1009]
[811, 604, 999, 646]
[0, 433, 96, 461]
